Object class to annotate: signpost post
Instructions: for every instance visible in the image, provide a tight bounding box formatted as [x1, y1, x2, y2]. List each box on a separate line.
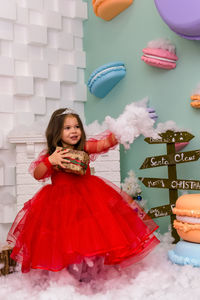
[139, 130, 199, 243]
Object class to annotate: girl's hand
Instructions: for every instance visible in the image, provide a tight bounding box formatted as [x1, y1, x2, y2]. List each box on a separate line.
[48, 148, 70, 169]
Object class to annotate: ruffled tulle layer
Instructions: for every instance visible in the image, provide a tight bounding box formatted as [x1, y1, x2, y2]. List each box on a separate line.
[7, 171, 159, 273]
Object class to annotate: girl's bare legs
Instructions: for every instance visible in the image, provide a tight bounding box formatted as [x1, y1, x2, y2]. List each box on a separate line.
[67, 256, 105, 282]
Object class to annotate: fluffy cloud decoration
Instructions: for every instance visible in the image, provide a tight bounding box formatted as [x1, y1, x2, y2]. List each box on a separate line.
[147, 38, 176, 53]
[155, 120, 186, 134]
[105, 98, 159, 149]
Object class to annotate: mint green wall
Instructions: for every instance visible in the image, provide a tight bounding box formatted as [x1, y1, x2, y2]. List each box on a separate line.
[83, 0, 200, 233]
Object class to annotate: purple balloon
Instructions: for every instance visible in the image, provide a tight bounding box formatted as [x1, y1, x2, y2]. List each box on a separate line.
[155, 0, 200, 40]
[147, 107, 158, 121]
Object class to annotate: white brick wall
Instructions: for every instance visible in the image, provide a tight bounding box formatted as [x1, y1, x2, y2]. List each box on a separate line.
[90, 150, 121, 186]
[0, 0, 88, 243]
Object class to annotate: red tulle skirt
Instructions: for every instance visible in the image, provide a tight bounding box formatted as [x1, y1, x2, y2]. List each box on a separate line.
[7, 170, 159, 273]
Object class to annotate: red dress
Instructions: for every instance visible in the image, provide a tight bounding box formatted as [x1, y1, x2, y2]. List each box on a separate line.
[7, 132, 159, 273]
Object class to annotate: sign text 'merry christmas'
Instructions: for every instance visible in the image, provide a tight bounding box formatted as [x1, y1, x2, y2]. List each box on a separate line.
[140, 178, 200, 190]
[170, 180, 200, 190]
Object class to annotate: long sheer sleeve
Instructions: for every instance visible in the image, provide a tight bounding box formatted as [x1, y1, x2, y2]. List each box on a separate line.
[28, 149, 53, 181]
[84, 130, 118, 161]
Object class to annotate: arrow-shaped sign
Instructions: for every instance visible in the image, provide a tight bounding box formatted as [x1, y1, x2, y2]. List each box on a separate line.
[144, 130, 194, 144]
[140, 150, 200, 169]
[139, 177, 200, 190]
[147, 204, 175, 218]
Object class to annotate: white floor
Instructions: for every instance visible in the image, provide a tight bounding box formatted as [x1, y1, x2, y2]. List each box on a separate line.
[0, 233, 199, 300]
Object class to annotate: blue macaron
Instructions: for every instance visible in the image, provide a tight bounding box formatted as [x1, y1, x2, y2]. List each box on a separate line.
[87, 62, 126, 98]
[168, 240, 200, 267]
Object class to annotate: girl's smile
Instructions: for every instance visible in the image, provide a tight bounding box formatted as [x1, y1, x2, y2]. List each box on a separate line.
[61, 116, 82, 148]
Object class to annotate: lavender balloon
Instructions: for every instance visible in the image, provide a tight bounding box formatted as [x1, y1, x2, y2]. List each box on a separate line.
[155, 0, 200, 40]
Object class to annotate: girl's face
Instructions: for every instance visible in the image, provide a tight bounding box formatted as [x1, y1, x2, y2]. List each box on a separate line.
[61, 116, 82, 148]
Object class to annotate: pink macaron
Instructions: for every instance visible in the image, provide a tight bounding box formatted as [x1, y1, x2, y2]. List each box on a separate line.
[141, 39, 178, 70]
[175, 142, 189, 152]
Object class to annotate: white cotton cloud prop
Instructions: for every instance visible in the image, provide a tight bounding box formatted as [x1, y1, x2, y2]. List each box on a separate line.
[85, 120, 107, 137]
[147, 38, 176, 54]
[105, 98, 159, 149]
[155, 120, 191, 134]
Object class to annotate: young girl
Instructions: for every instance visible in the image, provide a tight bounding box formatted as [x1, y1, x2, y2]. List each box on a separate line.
[7, 108, 159, 281]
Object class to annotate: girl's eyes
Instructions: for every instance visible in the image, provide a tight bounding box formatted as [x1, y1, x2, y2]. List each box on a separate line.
[64, 125, 80, 130]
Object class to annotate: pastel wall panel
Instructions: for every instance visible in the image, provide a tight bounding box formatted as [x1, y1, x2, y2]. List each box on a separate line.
[29, 60, 48, 79]
[29, 10, 44, 26]
[0, 20, 13, 40]
[0, 0, 16, 21]
[4, 166, 16, 186]
[45, 81, 60, 99]
[57, 33, 74, 50]
[0, 57, 14, 76]
[16, 6, 29, 25]
[44, 0, 58, 11]
[12, 43, 28, 60]
[15, 61, 29, 76]
[0, 113, 13, 133]
[0, 162, 4, 186]
[60, 64, 77, 82]
[14, 24, 27, 43]
[43, 47, 58, 65]
[30, 96, 46, 115]
[73, 84, 87, 102]
[0, 131, 3, 148]
[71, 20, 83, 37]
[0, 95, 14, 113]
[1, 41, 12, 57]
[45, 11, 62, 30]
[58, 0, 73, 17]
[14, 76, 34, 95]
[26, 0, 43, 11]
[15, 111, 35, 126]
[0, 204, 16, 223]
[74, 1, 88, 20]
[28, 24, 47, 45]
[72, 50, 86, 68]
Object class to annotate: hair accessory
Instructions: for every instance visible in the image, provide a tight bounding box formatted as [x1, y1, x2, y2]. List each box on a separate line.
[57, 108, 77, 116]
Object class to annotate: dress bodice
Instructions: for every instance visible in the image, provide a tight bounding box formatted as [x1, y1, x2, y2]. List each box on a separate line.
[51, 165, 91, 185]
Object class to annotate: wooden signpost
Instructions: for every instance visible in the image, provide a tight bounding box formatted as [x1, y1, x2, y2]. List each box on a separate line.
[139, 130, 199, 243]
[140, 150, 200, 169]
[0, 246, 16, 276]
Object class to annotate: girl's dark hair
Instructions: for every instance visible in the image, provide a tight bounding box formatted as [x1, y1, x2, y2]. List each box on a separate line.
[45, 108, 86, 154]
